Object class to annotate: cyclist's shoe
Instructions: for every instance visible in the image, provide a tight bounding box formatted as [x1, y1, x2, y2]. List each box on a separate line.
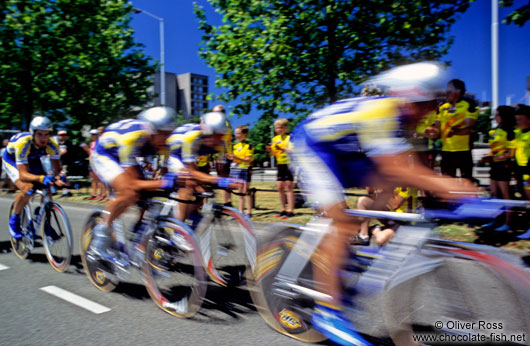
[480, 221, 496, 228]
[9, 213, 22, 239]
[312, 303, 372, 346]
[517, 228, 530, 239]
[493, 224, 510, 232]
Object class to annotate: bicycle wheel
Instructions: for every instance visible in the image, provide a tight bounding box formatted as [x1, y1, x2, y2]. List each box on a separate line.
[8, 203, 32, 260]
[247, 224, 326, 343]
[143, 219, 207, 318]
[200, 208, 252, 287]
[381, 254, 530, 346]
[80, 210, 119, 291]
[41, 203, 72, 272]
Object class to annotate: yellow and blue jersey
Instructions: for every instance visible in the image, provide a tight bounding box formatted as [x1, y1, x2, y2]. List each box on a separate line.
[94, 119, 161, 167]
[2, 132, 60, 174]
[296, 96, 412, 157]
[167, 123, 226, 163]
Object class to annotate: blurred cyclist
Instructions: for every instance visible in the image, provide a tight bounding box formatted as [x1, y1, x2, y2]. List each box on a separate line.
[88, 107, 181, 261]
[166, 111, 242, 221]
[3, 116, 66, 239]
[290, 62, 479, 345]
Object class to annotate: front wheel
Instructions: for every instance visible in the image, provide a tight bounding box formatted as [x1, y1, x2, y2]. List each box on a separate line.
[9, 203, 32, 260]
[143, 219, 207, 318]
[80, 210, 119, 291]
[41, 203, 72, 272]
[247, 224, 326, 343]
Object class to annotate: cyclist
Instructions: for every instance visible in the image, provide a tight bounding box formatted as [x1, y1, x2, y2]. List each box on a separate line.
[166, 111, 242, 222]
[290, 62, 479, 345]
[88, 106, 182, 261]
[3, 116, 66, 239]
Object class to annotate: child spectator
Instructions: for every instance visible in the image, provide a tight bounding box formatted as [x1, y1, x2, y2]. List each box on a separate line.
[266, 118, 295, 218]
[228, 125, 254, 218]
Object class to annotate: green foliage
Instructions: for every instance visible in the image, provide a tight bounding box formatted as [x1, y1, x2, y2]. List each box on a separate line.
[0, 0, 156, 133]
[500, 0, 530, 26]
[475, 106, 492, 142]
[194, 0, 471, 119]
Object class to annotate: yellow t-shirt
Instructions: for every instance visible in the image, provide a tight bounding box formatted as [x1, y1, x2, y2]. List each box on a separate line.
[438, 99, 478, 152]
[488, 128, 515, 162]
[271, 134, 291, 165]
[514, 128, 530, 167]
[393, 187, 419, 213]
[232, 140, 254, 168]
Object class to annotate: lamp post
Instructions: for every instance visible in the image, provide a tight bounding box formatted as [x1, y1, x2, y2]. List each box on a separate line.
[133, 8, 165, 106]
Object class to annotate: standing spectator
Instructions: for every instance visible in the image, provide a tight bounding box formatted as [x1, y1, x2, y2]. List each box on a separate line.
[212, 104, 233, 206]
[266, 118, 295, 218]
[57, 130, 73, 196]
[481, 106, 516, 231]
[197, 154, 211, 174]
[514, 105, 530, 238]
[435, 79, 478, 181]
[228, 125, 254, 218]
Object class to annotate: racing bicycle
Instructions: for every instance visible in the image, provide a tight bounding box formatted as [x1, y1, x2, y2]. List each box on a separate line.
[248, 199, 530, 345]
[9, 186, 73, 272]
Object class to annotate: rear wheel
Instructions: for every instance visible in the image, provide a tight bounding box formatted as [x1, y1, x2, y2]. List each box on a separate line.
[9, 203, 32, 260]
[41, 203, 72, 272]
[80, 210, 119, 291]
[247, 225, 326, 343]
[143, 220, 206, 318]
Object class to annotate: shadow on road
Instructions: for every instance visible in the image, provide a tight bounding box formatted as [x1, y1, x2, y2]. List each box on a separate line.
[0, 240, 12, 254]
[114, 282, 150, 300]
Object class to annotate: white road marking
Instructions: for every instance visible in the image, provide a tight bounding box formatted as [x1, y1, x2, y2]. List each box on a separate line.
[40, 285, 111, 314]
[0, 264, 9, 271]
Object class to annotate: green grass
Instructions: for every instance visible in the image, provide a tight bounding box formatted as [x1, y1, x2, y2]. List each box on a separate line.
[3, 181, 528, 251]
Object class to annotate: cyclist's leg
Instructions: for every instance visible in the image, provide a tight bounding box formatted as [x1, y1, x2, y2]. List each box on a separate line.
[5, 160, 33, 237]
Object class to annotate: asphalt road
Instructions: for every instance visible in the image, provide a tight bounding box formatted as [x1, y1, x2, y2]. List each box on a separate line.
[0, 195, 528, 346]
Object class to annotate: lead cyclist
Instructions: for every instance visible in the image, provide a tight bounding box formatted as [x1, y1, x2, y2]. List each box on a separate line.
[289, 62, 479, 345]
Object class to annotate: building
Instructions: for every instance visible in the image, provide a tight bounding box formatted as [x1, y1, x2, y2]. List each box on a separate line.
[151, 72, 209, 119]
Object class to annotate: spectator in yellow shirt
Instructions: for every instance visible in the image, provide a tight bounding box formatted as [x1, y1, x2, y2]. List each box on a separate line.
[435, 79, 478, 181]
[266, 118, 295, 218]
[228, 125, 254, 217]
[514, 105, 530, 239]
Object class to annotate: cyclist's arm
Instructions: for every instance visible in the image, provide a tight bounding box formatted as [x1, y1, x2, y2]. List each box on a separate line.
[122, 166, 176, 191]
[371, 151, 478, 199]
[184, 162, 218, 184]
[17, 164, 46, 184]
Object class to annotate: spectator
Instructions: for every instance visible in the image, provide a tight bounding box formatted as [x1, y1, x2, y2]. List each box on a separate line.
[266, 118, 295, 218]
[481, 106, 516, 231]
[514, 105, 530, 239]
[57, 130, 88, 196]
[212, 104, 233, 206]
[228, 125, 254, 218]
[435, 79, 478, 181]
[85, 129, 108, 201]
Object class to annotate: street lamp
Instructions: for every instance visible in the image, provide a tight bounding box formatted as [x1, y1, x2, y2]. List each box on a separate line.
[133, 7, 166, 106]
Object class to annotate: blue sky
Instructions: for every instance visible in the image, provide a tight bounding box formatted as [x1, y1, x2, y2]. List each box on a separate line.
[130, 0, 530, 128]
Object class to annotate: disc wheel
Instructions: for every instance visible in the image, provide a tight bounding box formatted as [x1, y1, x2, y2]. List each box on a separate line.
[41, 203, 72, 272]
[80, 211, 119, 292]
[9, 203, 32, 260]
[143, 221, 207, 318]
[247, 225, 326, 343]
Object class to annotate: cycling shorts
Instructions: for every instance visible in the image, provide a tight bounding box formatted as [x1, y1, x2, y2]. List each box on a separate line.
[90, 151, 125, 185]
[168, 156, 186, 173]
[2, 156, 19, 183]
[230, 167, 251, 182]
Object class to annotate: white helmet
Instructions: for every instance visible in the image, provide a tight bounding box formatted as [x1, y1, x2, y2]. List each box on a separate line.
[200, 111, 229, 135]
[138, 106, 177, 133]
[29, 116, 53, 134]
[366, 62, 447, 102]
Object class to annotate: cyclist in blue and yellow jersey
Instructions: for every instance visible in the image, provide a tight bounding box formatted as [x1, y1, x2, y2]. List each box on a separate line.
[514, 105, 530, 239]
[166, 111, 242, 221]
[227, 125, 254, 217]
[434, 79, 479, 181]
[3, 116, 66, 239]
[290, 62, 479, 345]
[212, 104, 234, 206]
[88, 107, 182, 261]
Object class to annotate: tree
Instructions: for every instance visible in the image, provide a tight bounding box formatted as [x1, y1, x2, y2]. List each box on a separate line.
[194, 0, 471, 120]
[501, 0, 530, 26]
[0, 0, 156, 132]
